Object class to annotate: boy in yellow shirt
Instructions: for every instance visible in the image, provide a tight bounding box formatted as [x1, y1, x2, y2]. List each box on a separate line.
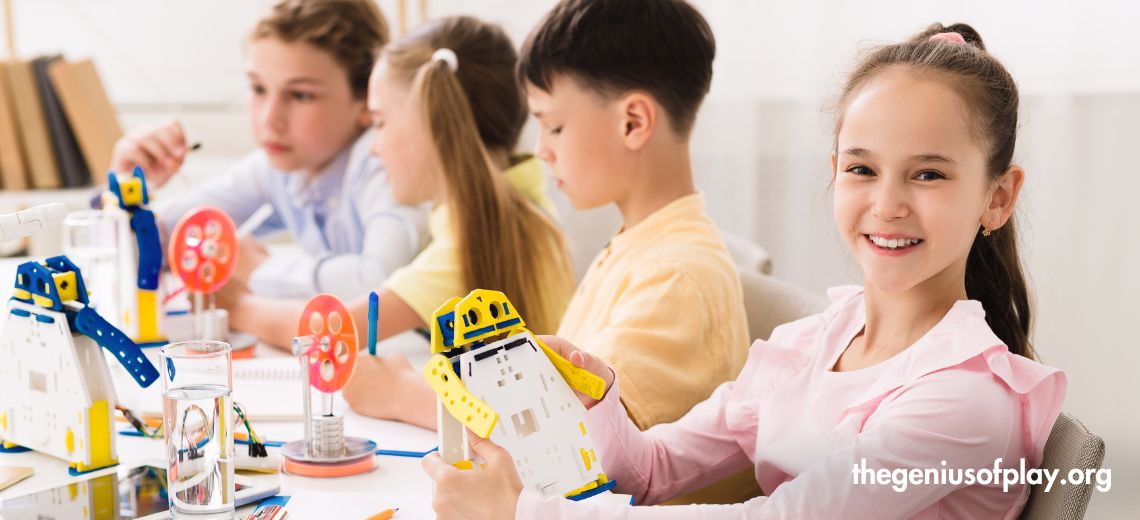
[520, 0, 748, 431]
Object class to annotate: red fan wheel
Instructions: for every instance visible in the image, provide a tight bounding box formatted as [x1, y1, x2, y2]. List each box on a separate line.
[168, 207, 238, 294]
[298, 294, 358, 393]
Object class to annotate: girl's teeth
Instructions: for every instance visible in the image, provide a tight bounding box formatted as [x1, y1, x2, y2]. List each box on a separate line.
[869, 235, 920, 249]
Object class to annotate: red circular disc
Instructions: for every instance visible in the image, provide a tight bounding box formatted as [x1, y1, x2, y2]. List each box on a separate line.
[298, 294, 358, 393]
[169, 206, 238, 294]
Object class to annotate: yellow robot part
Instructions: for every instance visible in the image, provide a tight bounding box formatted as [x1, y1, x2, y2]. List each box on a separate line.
[135, 289, 164, 343]
[53, 271, 79, 302]
[70, 400, 118, 474]
[533, 336, 606, 400]
[452, 289, 526, 347]
[423, 354, 499, 438]
[118, 176, 145, 207]
[564, 472, 610, 498]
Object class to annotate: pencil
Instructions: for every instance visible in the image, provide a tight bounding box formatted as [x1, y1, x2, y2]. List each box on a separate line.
[364, 508, 396, 520]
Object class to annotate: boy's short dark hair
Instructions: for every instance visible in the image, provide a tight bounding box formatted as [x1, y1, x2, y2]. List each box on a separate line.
[519, 0, 715, 136]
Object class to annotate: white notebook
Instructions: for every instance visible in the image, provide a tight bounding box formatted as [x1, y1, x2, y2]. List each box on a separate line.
[124, 357, 312, 421]
[113, 332, 437, 452]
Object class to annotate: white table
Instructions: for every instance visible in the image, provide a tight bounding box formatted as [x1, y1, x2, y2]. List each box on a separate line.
[0, 257, 439, 518]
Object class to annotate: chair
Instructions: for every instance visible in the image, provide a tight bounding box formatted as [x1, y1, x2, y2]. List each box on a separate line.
[1019, 412, 1106, 520]
[723, 234, 773, 275]
[667, 271, 825, 506]
[738, 270, 826, 342]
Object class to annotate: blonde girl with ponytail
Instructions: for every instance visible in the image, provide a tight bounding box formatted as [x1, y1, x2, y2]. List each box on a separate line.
[237, 16, 576, 429]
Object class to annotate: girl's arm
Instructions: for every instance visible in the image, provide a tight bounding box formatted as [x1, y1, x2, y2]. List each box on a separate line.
[338, 288, 438, 428]
[534, 373, 754, 507]
[225, 286, 436, 429]
[425, 337, 755, 518]
[519, 359, 1063, 519]
[226, 287, 423, 352]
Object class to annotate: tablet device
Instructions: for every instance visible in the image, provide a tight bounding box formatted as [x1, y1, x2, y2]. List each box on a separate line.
[0, 462, 279, 519]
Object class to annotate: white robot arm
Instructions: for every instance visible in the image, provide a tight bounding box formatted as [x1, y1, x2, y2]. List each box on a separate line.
[0, 203, 68, 242]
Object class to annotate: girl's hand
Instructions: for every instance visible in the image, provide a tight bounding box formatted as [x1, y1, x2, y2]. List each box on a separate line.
[537, 335, 614, 410]
[422, 431, 523, 520]
[109, 119, 188, 188]
[342, 353, 437, 430]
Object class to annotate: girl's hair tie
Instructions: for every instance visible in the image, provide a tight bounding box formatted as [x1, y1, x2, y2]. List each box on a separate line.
[928, 32, 967, 45]
[431, 48, 459, 72]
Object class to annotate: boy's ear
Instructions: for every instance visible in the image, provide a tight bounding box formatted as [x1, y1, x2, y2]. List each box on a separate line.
[356, 98, 372, 129]
[617, 92, 656, 151]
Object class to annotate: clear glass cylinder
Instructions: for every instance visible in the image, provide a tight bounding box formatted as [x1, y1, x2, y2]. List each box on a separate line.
[160, 341, 235, 519]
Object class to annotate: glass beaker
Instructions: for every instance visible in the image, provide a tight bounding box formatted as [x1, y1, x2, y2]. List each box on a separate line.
[160, 340, 235, 519]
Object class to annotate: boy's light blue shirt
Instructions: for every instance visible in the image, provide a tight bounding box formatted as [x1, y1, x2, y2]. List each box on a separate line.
[156, 130, 428, 300]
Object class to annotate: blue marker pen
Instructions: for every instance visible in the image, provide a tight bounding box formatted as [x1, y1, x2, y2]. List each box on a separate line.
[367, 291, 379, 356]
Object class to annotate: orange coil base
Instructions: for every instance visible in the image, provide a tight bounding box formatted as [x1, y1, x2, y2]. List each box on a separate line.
[282, 454, 375, 477]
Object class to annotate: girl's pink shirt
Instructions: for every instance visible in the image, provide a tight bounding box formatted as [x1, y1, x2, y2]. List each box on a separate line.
[518, 286, 1066, 519]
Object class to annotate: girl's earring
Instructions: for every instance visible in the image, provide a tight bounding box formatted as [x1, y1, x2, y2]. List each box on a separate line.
[982, 227, 992, 237]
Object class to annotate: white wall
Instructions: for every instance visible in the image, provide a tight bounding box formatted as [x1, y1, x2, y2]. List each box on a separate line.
[6, 1, 1138, 516]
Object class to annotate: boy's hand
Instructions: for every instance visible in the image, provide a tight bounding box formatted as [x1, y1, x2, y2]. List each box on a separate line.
[213, 277, 250, 314]
[109, 119, 188, 188]
[234, 236, 268, 284]
[422, 430, 523, 520]
[537, 335, 614, 409]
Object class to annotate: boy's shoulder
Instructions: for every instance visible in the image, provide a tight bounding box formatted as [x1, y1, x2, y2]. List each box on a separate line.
[589, 195, 734, 290]
[616, 217, 733, 277]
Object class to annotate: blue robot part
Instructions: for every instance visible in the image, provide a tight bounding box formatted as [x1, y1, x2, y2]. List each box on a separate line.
[12, 255, 159, 388]
[72, 305, 159, 388]
[109, 167, 161, 291]
[566, 479, 619, 501]
[13, 256, 90, 310]
[107, 166, 151, 210]
[435, 310, 456, 350]
[129, 209, 161, 290]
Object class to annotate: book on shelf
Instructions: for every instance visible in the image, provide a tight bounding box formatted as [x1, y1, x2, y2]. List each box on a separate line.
[5, 58, 60, 189]
[0, 56, 122, 190]
[48, 58, 123, 186]
[34, 55, 90, 188]
[0, 62, 29, 190]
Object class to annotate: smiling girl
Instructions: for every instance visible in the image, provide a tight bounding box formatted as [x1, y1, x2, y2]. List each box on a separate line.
[423, 23, 1067, 520]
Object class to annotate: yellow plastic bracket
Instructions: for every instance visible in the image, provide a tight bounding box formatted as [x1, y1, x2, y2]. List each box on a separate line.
[135, 289, 164, 342]
[53, 271, 79, 302]
[119, 177, 144, 206]
[533, 336, 606, 400]
[31, 294, 55, 309]
[71, 400, 118, 473]
[452, 460, 474, 470]
[423, 354, 499, 438]
[565, 479, 600, 497]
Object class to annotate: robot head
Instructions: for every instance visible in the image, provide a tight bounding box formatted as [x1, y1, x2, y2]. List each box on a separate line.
[13, 256, 89, 310]
[452, 289, 525, 347]
[108, 166, 150, 209]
